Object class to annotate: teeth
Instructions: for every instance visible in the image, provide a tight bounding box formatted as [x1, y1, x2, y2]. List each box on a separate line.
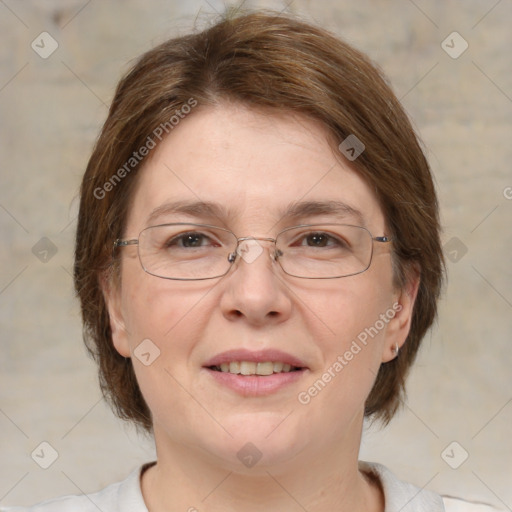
[256, 362, 274, 375]
[216, 361, 298, 376]
[273, 362, 284, 372]
[240, 361, 256, 375]
[229, 361, 241, 374]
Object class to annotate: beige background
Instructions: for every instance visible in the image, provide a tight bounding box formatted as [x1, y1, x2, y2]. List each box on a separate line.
[1, 0, 511, 508]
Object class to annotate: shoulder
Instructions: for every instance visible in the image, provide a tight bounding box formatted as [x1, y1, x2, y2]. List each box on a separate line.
[360, 461, 445, 511]
[0, 492, 112, 512]
[0, 464, 151, 512]
[443, 496, 505, 511]
[359, 461, 503, 512]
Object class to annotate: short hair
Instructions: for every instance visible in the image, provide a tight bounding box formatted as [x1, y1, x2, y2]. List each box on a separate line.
[74, 10, 445, 432]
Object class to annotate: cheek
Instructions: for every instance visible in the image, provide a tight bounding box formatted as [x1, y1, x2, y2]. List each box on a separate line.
[295, 269, 395, 417]
[296, 318, 387, 443]
[119, 264, 219, 374]
[120, 259, 211, 343]
[119, 273, 216, 431]
[300, 265, 395, 350]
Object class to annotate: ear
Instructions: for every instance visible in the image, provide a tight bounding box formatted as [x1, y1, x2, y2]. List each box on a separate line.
[100, 270, 131, 358]
[381, 266, 420, 363]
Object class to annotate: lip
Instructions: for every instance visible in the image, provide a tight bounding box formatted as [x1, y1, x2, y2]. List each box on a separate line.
[205, 368, 307, 396]
[203, 349, 308, 369]
[202, 348, 309, 397]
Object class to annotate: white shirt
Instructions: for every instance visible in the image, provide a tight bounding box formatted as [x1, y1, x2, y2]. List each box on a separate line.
[0, 461, 502, 511]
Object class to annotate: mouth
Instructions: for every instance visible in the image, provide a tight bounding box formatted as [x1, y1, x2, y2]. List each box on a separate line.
[208, 361, 303, 376]
[203, 349, 308, 396]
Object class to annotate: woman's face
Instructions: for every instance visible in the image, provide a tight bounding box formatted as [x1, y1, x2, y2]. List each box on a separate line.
[106, 103, 415, 471]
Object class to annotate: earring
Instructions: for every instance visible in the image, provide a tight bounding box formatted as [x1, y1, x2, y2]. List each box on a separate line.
[393, 343, 400, 357]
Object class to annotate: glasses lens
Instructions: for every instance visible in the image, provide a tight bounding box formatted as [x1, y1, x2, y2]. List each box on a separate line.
[138, 224, 237, 280]
[276, 224, 373, 278]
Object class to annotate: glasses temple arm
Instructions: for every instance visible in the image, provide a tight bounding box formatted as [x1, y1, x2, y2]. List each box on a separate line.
[114, 239, 139, 248]
[373, 236, 392, 243]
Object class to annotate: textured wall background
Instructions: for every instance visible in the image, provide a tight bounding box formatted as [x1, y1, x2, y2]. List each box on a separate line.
[1, 0, 511, 508]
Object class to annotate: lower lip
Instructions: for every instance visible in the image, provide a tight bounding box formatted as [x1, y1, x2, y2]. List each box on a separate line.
[204, 368, 307, 396]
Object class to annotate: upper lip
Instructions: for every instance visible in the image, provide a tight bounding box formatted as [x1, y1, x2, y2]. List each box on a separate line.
[203, 349, 308, 369]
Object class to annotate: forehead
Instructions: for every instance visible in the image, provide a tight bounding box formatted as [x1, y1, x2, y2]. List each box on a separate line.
[125, 103, 384, 234]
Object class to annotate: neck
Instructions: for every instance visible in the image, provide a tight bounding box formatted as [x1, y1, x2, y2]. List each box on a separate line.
[141, 421, 384, 512]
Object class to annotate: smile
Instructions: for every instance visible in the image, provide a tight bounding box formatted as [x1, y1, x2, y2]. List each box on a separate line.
[209, 361, 302, 376]
[203, 349, 308, 395]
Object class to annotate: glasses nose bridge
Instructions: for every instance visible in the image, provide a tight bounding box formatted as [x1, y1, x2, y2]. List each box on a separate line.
[236, 235, 277, 244]
[233, 235, 281, 264]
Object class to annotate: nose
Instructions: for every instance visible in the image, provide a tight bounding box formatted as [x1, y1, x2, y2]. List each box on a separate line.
[219, 237, 292, 326]
[228, 237, 279, 266]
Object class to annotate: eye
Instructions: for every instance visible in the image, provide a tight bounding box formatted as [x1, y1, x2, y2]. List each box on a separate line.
[166, 231, 217, 248]
[295, 231, 348, 248]
[304, 232, 332, 247]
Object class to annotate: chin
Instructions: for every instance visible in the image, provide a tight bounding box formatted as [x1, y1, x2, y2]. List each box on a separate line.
[198, 412, 310, 472]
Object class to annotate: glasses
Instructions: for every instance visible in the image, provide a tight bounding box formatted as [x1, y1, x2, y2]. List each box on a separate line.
[113, 223, 392, 280]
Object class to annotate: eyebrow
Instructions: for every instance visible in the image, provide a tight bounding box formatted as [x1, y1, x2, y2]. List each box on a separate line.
[146, 199, 365, 227]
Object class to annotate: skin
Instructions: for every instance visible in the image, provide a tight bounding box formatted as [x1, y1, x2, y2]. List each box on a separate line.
[103, 102, 419, 512]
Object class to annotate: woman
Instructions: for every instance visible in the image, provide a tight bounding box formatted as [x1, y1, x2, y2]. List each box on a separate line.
[2, 10, 501, 512]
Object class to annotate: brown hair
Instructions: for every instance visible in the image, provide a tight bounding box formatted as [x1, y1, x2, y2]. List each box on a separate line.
[74, 9, 444, 432]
